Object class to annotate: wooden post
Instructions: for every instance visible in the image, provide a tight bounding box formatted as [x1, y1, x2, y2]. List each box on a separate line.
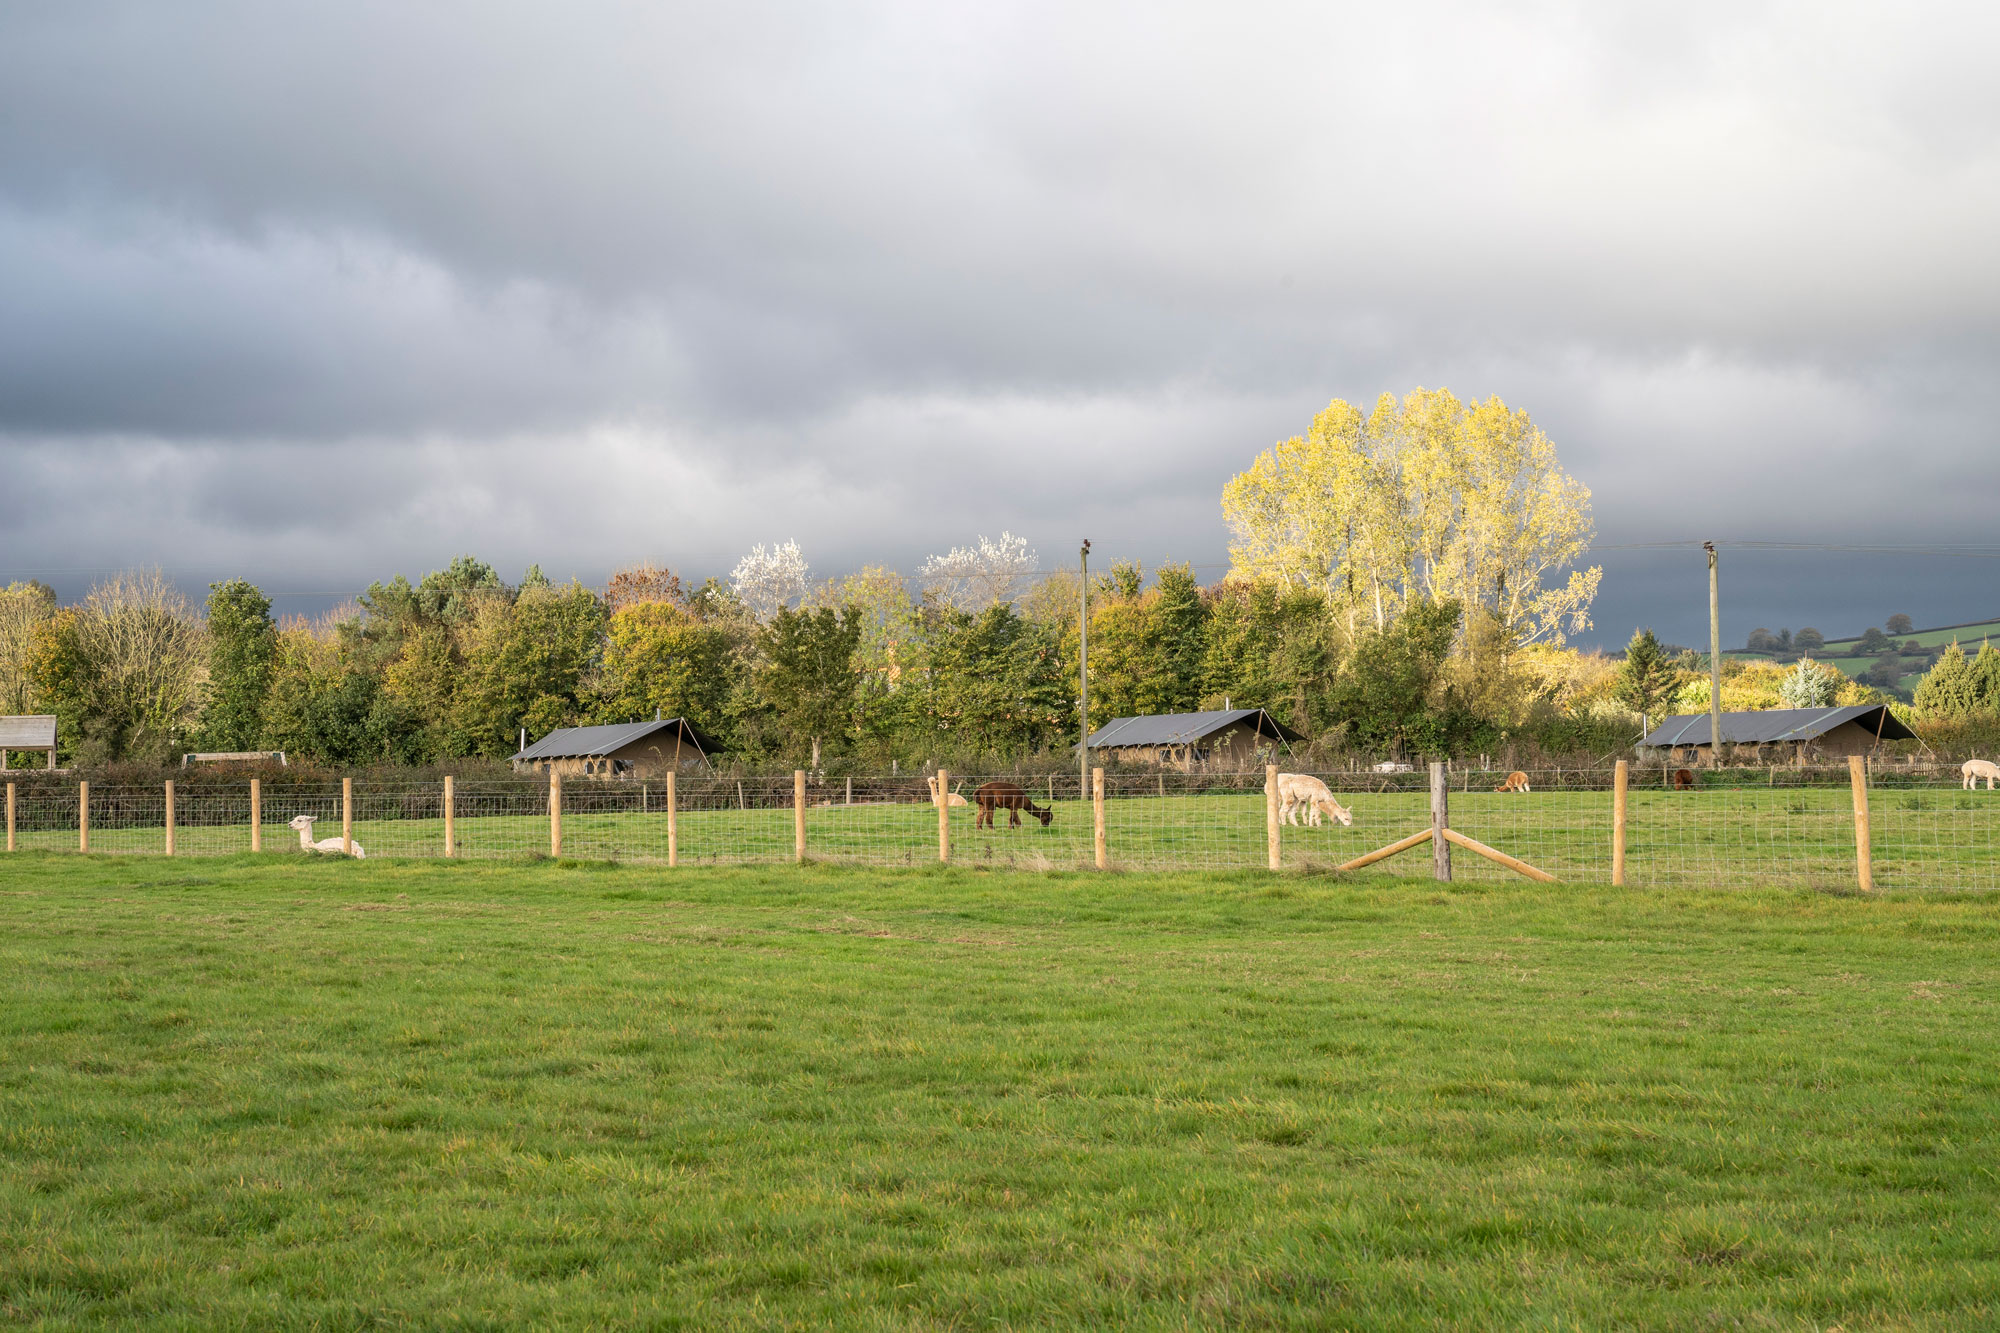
[443, 775, 455, 858]
[794, 769, 807, 863]
[846, 775, 852, 807]
[1265, 763, 1281, 871]
[666, 770, 678, 867]
[342, 777, 353, 856]
[5, 781, 13, 853]
[550, 772, 562, 858]
[1430, 761, 1451, 882]
[250, 778, 261, 853]
[1849, 754, 1873, 893]
[937, 767, 950, 863]
[79, 780, 88, 853]
[164, 779, 175, 856]
[1612, 759, 1628, 887]
[1092, 767, 1107, 869]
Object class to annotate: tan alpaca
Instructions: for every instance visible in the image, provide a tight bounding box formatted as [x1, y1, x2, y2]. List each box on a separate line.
[288, 814, 365, 858]
[1276, 773, 1353, 827]
[1963, 759, 2000, 791]
[1494, 771, 1531, 793]
[926, 774, 968, 808]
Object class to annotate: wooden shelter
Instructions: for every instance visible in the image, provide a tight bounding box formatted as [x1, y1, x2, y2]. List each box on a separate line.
[1084, 708, 1302, 770]
[512, 718, 724, 779]
[0, 715, 58, 770]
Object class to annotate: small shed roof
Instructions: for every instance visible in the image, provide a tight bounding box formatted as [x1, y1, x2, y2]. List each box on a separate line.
[518, 718, 724, 761]
[1639, 705, 1915, 748]
[0, 715, 57, 748]
[1086, 708, 1304, 749]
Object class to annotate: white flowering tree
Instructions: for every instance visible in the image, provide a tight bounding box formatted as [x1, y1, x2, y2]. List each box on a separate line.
[919, 532, 1037, 612]
[730, 541, 810, 622]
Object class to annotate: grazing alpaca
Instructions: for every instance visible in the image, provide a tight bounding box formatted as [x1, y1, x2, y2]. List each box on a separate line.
[973, 781, 1054, 829]
[1276, 773, 1353, 828]
[925, 774, 968, 808]
[1671, 769, 1696, 791]
[1494, 771, 1531, 793]
[288, 814, 365, 858]
[1963, 759, 2000, 791]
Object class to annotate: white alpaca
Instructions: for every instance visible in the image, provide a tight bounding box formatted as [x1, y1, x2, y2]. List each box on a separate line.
[1963, 759, 2000, 791]
[926, 774, 968, 808]
[1277, 773, 1353, 828]
[288, 814, 366, 858]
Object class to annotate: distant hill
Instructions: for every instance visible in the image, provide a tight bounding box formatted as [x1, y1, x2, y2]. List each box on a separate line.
[1725, 615, 2000, 700]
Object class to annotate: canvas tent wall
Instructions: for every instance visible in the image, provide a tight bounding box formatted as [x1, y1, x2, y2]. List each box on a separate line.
[1084, 708, 1303, 770]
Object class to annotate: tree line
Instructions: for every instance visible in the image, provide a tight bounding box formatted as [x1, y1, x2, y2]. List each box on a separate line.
[0, 388, 1638, 771]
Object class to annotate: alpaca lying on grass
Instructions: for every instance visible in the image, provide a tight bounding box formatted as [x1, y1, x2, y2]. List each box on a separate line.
[288, 814, 365, 858]
[1964, 759, 2000, 791]
[1277, 773, 1353, 828]
[925, 774, 968, 808]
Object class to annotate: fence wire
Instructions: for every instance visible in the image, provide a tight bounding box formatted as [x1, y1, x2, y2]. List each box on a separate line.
[4, 764, 1999, 890]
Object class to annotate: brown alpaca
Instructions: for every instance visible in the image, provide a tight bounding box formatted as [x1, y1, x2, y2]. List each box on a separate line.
[1494, 771, 1531, 793]
[1672, 768, 1696, 790]
[974, 781, 1054, 829]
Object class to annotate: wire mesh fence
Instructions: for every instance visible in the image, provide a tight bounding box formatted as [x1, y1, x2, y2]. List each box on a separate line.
[5, 763, 2000, 889]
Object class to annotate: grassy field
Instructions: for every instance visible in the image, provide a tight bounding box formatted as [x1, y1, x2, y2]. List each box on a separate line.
[12, 781, 2000, 890]
[5, 855, 2000, 1329]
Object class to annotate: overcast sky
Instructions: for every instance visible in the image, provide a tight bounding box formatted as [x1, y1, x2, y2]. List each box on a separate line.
[3, 1, 1997, 648]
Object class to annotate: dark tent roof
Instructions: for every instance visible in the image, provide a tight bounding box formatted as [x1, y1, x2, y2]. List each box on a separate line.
[1639, 705, 1915, 748]
[518, 718, 724, 760]
[1085, 708, 1304, 749]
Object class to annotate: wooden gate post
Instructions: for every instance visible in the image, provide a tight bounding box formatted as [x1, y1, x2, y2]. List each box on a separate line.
[549, 772, 562, 858]
[794, 769, 807, 863]
[1265, 763, 1281, 871]
[443, 775, 455, 858]
[250, 777, 262, 853]
[937, 768, 950, 863]
[1093, 767, 1107, 869]
[666, 770, 677, 867]
[164, 779, 175, 856]
[1849, 754, 1873, 893]
[79, 780, 89, 853]
[1430, 762, 1451, 882]
[1612, 759, 1628, 886]
[342, 777, 353, 856]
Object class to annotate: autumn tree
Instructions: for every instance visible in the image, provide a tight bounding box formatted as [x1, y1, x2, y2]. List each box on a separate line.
[0, 580, 57, 716]
[593, 602, 737, 736]
[1222, 388, 1600, 647]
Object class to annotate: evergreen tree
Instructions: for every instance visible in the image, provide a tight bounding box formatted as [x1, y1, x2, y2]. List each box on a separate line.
[200, 579, 276, 750]
[1612, 628, 1684, 732]
[1914, 642, 1977, 717]
[1972, 642, 2000, 714]
[1778, 656, 1838, 709]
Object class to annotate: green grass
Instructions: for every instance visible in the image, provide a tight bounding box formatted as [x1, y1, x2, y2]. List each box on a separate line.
[5, 856, 2000, 1328]
[16, 783, 2000, 890]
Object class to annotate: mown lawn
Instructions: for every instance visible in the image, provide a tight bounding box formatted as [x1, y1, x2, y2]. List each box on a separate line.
[4, 854, 2000, 1329]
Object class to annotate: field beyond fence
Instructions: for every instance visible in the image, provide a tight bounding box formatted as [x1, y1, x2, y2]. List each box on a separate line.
[7, 762, 2000, 890]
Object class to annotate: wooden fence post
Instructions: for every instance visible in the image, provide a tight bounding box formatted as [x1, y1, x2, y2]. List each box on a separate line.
[1265, 763, 1281, 871]
[250, 777, 261, 853]
[1612, 759, 1628, 887]
[1849, 754, 1873, 893]
[1430, 762, 1451, 882]
[79, 780, 88, 853]
[5, 781, 13, 853]
[666, 770, 677, 867]
[1093, 767, 1107, 869]
[443, 775, 455, 858]
[794, 769, 807, 863]
[549, 772, 562, 858]
[164, 779, 175, 856]
[342, 777, 353, 856]
[937, 767, 950, 863]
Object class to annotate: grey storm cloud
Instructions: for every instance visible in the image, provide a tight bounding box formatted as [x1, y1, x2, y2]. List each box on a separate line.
[2, 0, 1999, 644]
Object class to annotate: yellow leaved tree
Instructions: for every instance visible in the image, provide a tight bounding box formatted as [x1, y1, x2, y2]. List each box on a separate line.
[1221, 388, 1600, 648]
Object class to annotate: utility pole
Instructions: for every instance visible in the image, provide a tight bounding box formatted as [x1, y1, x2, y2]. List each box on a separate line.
[1079, 539, 1092, 800]
[1705, 541, 1722, 766]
